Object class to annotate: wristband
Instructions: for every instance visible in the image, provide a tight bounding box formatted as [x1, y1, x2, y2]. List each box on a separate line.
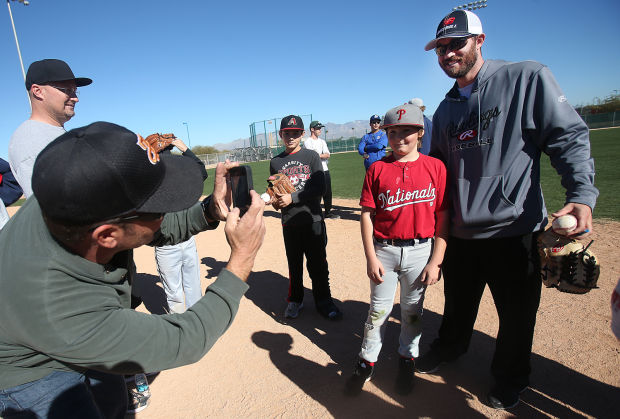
[201, 195, 217, 223]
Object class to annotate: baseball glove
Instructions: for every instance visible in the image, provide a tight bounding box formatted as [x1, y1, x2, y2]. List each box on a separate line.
[537, 229, 600, 294]
[266, 173, 295, 210]
[144, 133, 177, 153]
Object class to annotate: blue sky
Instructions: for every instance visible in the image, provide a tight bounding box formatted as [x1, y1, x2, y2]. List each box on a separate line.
[1, 0, 619, 160]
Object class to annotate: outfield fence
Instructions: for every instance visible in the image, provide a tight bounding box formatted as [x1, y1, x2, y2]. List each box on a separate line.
[195, 111, 620, 165]
[580, 111, 619, 129]
[196, 137, 362, 166]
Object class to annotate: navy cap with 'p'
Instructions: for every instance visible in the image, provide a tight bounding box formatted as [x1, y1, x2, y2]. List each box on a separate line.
[32, 122, 204, 225]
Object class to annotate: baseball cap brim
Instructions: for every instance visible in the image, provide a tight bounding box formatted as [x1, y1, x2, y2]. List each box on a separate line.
[381, 122, 424, 129]
[425, 33, 471, 51]
[74, 77, 93, 87]
[136, 153, 204, 214]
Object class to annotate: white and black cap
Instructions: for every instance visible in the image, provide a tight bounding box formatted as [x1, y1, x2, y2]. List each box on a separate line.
[424, 10, 483, 51]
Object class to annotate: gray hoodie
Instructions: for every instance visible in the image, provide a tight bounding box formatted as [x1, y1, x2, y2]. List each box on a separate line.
[430, 59, 598, 239]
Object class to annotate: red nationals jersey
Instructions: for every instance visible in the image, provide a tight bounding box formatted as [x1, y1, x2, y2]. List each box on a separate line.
[360, 154, 448, 239]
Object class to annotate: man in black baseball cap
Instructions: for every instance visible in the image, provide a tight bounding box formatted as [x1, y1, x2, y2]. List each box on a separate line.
[25, 58, 92, 90]
[0, 121, 266, 417]
[9, 59, 93, 199]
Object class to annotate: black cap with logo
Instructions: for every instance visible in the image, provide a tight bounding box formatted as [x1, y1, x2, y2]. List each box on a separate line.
[280, 115, 304, 131]
[32, 122, 203, 225]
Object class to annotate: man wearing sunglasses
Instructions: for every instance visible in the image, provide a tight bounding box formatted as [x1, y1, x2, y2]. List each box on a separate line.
[417, 10, 598, 410]
[9, 59, 92, 199]
[358, 115, 388, 171]
[0, 122, 266, 418]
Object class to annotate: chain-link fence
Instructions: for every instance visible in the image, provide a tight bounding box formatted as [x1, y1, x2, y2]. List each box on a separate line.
[580, 111, 619, 129]
[196, 137, 362, 166]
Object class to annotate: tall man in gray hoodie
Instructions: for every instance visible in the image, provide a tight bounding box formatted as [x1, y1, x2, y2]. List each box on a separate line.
[416, 10, 598, 409]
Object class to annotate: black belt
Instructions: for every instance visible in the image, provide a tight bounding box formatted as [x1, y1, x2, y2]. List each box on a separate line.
[375, 237, 430, 247]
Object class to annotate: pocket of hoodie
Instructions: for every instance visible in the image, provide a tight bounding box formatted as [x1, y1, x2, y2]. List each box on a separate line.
[455, 175, 518, 227]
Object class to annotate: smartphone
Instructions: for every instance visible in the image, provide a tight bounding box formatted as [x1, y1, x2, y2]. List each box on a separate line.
[229, 165, 254, 216]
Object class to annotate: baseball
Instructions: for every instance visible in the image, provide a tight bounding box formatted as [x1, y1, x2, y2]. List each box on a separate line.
[552, 214, 577, 235]
[260, 193, 271, 203]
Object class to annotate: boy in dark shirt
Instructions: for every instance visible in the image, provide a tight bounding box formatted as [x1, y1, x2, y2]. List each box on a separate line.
[269, 115, 342, 320]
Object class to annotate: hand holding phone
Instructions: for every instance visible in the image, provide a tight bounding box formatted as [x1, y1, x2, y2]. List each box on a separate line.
[229, 165, 254, 216]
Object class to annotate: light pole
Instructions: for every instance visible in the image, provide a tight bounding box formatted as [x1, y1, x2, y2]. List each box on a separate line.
[7, 0, 30, 107]
[182, 122, 191, 150]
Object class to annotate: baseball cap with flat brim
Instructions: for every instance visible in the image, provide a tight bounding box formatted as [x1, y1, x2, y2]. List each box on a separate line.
[280, 115, 304, 131]
[424, 10, 483, 51]
[381, 104, 424, 129]
[32, 122, 204, 225]
[309, 121, 324, 129]
[25, 59, 92, 90]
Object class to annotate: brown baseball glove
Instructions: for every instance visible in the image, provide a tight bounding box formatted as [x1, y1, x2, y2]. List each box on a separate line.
[266, 173, 295, 210]
[144, 133, 177, 153]
[537, 229, 600, 294]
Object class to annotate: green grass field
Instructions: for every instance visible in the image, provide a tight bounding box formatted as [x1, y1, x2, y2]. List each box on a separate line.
[203, 127, 619, 221]
[11, 128, 618, 221]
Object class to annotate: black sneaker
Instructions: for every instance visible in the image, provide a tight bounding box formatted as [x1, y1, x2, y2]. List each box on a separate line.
[487, 384, 528, 410]
[325, 213, 340, 219]
[345, 359, 374, 396]
[127, 389, 150, 413]
[395, 357, 416, 395]
[316, 300, 343, 321]
[415, 350, 444, 374]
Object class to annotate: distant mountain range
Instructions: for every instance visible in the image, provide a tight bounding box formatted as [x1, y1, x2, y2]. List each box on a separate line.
[212, 120, 372, 151]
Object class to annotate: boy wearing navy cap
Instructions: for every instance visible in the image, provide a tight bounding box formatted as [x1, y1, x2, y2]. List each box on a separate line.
[269, 115, 343, 321]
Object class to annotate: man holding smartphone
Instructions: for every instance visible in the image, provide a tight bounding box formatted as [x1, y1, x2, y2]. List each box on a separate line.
[0, 122, 266, 418]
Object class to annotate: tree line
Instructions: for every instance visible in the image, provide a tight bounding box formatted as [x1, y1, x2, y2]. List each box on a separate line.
[575, 91, 619, 115]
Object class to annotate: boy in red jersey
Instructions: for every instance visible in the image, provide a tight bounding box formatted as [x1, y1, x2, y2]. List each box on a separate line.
[346, 103, 449, 395]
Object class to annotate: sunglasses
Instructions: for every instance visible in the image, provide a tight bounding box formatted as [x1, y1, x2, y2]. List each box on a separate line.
[435, 36, 474, 56]
[370, 121, 381, 124]
[47, 85, 79, 97]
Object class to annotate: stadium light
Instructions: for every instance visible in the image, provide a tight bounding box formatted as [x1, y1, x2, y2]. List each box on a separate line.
[7, 0, 30, 107]
[183, 122, 191, 149]
[453, 0, 488, 11]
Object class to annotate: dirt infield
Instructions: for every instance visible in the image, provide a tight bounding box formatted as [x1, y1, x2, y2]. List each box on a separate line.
[8, 201, 619, 418]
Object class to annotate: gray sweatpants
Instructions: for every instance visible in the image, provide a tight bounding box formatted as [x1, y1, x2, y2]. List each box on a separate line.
[359, 239, 431, 362]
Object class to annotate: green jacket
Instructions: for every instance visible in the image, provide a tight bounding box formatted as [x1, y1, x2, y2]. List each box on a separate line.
[0, 198, 248, 389]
